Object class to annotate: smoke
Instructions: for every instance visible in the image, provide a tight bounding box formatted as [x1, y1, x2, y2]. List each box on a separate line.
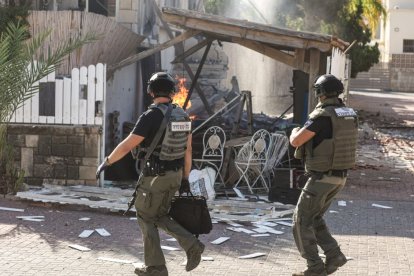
[220, 0, 298, 116]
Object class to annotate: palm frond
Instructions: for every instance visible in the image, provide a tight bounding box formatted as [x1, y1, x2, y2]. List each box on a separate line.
[0, 21, 97, 123]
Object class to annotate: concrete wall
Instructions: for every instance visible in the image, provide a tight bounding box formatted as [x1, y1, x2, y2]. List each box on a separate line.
[382, 1, 414, 62]
[6, 124, 101, 186]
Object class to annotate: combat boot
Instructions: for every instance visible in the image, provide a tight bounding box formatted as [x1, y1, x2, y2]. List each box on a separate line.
[292, 264, 327, 276]
[185, 239, 205, 272]
[134, 265, 168, 276]
[325, 252, 347, 275]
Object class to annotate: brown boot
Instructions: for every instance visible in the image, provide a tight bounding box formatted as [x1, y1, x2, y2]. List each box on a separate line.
[325, 252, 347, 275]
[134, 265, 168, 276]
[185, 240, 205, 272]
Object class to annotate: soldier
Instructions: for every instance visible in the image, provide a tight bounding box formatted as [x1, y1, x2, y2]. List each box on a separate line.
[290, 74, 358, 276]
[96, 72, 204, 276]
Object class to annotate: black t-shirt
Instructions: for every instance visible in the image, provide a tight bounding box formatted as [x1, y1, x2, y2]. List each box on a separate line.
[303, 116, 332, 148]
[132, 106, 164, 148]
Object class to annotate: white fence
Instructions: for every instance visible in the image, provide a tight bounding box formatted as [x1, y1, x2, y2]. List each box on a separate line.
[327, 47, 351, 102]
[10, 63, 106, 126]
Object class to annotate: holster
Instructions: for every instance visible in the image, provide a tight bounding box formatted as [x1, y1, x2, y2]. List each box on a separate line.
[142, 155, 166, 177]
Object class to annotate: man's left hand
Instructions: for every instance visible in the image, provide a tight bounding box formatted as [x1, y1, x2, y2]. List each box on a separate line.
[96, 157, 111, 179]
[179, 178, 190, 194]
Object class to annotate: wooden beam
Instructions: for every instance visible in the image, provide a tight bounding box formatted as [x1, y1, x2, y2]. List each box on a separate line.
[307, 49, 321, 113]
[172, 38, 214, 64]
[109, 30, 200, 72]
[162, 8, 333, 52]
[183, 41, 212, 111]
[295, 49, 308, 72]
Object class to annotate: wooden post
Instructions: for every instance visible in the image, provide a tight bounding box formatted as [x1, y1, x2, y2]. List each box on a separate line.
[307, 49, 321, 113]
[183, 41, 213, 111]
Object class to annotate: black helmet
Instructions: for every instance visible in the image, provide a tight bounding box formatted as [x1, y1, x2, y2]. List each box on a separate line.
[313, 74, 344, 98]
[147, 72, 176, 98]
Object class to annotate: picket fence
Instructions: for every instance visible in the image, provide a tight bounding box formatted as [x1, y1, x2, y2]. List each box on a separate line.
[10, 63, 106, 126]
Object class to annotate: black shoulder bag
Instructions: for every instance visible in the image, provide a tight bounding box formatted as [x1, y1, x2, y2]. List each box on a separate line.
[169, 192, 213, 235]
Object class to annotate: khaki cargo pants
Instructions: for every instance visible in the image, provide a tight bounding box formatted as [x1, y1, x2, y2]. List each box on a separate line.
[134, 169, 197, 267]
[292, 173, 347, 268]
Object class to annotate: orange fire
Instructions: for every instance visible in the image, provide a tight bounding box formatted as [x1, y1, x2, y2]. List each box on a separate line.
[172, 77, 191, 109]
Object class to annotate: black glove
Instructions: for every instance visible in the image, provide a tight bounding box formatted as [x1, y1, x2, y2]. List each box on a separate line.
[179, 178, 190, 194]
[96, 157, 111, 179]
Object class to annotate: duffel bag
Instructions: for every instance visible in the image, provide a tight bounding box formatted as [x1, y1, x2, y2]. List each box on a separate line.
[169, 193, 212, 235]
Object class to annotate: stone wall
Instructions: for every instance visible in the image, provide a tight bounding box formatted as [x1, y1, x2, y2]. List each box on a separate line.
[6, 124, 101, 187]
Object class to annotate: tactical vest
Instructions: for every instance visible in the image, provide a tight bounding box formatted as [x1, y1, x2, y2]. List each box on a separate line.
[149, 103, 191, 161]
[304, 98, 358, 172]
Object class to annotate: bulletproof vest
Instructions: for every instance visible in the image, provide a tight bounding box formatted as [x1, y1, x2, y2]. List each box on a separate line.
[304, 97, 358, 172]
[151, 103, 191, 161]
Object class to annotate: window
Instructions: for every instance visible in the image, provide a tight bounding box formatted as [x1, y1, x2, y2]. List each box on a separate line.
[403, 39, 414, 53]
[89, 0, 116, 17]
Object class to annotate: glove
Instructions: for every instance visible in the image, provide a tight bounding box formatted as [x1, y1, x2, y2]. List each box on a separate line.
[96, 157, 111, 179]
[179, 178, 190, 194]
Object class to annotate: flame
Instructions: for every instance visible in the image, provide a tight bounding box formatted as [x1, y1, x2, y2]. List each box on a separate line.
[172, 77, 191, 109]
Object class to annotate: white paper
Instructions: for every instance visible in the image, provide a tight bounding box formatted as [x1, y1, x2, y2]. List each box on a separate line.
[21, 218, 45, 222]
[329, 210, 339, 213]
[161, 245, 180, 251]
[129, 217, 137, 220]
[79, 217, 91, 221]
[338, 201, 347, 207]
[0, 206, 24, 212]
[210, 237, 230, 245]
[372, 203, 392, 209]
[165, 238, 177, 242]
[225, 220, 243, 227]
[97, 257, 135, 264]
[79, 230, 95, 238]
[202, 256, 214, 261]
[69, 244, 91, 251]
[251, 234, 270, 237]
[238, 252, 266, 259]
[95, 228, 111, 237]
[253, 221, 277, 227]
[233, 187, 245, 199]
[252, 226, 283, 235]
[226, 227, 255, 234]
[16, 216, 45, 219]
[276, 221, 293, 227]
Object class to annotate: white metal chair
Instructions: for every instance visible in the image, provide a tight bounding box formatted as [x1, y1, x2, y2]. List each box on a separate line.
[234, 129, 272, 194]
[193, 126, 226, 187]
[263, 132, 290, 184]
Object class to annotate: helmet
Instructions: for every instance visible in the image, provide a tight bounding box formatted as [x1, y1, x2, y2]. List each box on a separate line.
[147, 72, 176, 98]
[313, 74, 344, 98]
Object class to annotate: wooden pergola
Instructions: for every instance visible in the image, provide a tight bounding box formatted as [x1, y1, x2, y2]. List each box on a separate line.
[110, 6, 349, 114]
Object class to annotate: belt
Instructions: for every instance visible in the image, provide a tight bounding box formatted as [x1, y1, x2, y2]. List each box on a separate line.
[325, 169, 347, 178]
